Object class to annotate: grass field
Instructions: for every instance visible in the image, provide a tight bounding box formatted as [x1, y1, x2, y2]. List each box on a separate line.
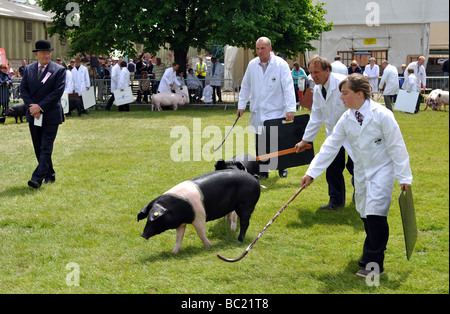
[0, 103, 448, 294]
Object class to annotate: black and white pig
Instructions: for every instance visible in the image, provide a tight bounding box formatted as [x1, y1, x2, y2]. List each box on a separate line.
[137, 169, 260, 253]
[5, 102, 26, 123]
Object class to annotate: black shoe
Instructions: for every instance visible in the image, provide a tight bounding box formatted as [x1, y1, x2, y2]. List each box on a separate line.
[279, 169, 288, 178]
[28, 180, 41, 189]
[319, 203, 344, 210]
[259, 172, 269, 179]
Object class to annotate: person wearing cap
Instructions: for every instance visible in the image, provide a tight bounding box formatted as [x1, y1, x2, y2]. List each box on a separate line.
[20, 39, 66, 189]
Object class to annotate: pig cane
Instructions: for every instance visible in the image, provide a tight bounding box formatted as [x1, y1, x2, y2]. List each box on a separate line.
[217, 184, 306, 262]
[213, 115, 240, 152]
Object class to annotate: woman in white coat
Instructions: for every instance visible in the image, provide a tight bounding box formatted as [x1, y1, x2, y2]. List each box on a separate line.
[363, 57, 379, 97]
[301, 74, 412, 277]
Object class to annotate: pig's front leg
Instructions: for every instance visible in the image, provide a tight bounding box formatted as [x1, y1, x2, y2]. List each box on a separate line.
[173, 224, 187, 253]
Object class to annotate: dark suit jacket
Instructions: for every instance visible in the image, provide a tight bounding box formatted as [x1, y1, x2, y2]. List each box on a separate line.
[21, 60, 66, 125]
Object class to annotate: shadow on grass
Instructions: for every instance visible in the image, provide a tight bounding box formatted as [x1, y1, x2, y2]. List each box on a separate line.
[139, 218, 247, 263]
[310, 259, 412, 293]
[287, 203, 364, 232]
[0, 185, 40, 199]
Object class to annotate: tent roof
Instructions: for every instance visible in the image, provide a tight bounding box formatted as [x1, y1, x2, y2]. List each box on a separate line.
[321, 0, 449, 25]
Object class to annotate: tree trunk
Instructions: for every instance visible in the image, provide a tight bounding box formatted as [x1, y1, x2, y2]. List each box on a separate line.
[174, 48, 189, 78]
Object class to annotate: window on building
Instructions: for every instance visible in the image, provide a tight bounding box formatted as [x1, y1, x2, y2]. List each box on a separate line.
[25, 21, 33, 43]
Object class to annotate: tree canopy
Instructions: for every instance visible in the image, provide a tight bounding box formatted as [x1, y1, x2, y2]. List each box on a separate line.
[38, 0, 332, 70]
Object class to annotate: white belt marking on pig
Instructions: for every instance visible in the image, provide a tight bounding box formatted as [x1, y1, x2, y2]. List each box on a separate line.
[164, 181, 211, 252]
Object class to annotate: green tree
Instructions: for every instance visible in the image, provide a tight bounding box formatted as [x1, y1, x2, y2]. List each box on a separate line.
[38, 0, 332, 71]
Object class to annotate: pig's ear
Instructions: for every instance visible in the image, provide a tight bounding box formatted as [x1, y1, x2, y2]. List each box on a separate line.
[137, 202, 152, 221]
[149, 203, 167, 221]
[235, 161, 246, 171]
[214, 159, 225, 170]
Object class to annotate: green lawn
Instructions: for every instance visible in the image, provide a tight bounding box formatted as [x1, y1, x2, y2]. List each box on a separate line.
[0, 104, 448, 294]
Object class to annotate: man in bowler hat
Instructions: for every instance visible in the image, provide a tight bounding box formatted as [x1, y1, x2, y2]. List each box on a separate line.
[20, 40, 66, 189]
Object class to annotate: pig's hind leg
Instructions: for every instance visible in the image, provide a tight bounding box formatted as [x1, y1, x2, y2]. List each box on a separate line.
[225, 211, 238, 231]
[192, 217, 212, 248]
[235, 205, 255, 242]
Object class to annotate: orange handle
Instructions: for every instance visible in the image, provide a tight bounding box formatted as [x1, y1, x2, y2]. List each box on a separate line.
[256, 144, 312, 161]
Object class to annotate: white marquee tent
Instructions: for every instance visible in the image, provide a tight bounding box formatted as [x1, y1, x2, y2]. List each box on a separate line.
[306, 0, 449, 70]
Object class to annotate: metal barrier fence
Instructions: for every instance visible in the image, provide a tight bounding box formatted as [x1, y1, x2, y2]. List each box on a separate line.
[91, 77, 238, 110]
[1, 76, 448, 117]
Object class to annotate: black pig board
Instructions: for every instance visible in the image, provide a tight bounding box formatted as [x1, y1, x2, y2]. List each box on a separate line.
[260, 114, 314, 171]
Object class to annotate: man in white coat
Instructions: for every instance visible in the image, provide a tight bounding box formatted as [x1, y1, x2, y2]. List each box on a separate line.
[378, 60, 399, 111]
[403, 56, 427, 93]
[71, 57, 90, 109]
[209, 57, 224, 104]
[117, 60, 131, 111]
[158, 62, 183, 93]
[363, 57, 380, 98]
[331, 56, 348, 76]
[105, 57, 122, 111]
[237, 37, 296, 178]
[301, 74, 412, 277]
[295, 56, 353, 210]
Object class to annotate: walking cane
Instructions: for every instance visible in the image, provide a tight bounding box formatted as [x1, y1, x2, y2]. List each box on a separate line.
[217, 184, 306, 262]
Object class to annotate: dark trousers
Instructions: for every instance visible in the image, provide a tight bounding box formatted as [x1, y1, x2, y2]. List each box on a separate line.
[360, 215, 389, 272]
[384, 95, 395, 111]
[105, 94, 115, 110]
[326, 147, 354, 206]
[29, 122, 59, 183]
[212, 85, 222, 104]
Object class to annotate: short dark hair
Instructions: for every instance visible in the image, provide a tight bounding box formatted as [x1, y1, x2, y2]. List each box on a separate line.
[339, 73, 372, 100]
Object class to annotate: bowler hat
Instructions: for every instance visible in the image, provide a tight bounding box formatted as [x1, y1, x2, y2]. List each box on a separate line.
[32, 40, 54, 52]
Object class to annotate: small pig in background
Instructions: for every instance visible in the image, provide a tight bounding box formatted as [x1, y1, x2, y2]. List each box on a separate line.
[151, 92, 187, 111]
[137, 170, 260, 253]
[425, 89, 449, 111]
[5, 102, 26, 123]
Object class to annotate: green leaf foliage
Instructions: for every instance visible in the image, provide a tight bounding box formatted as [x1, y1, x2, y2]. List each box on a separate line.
[38, 0, 332, 64]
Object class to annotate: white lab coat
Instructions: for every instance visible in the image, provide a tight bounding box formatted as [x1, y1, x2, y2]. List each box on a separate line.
[158, 67, 181, 93]
[378, 64, 399, 96]
[331, 61, 348, 76]
[64, 70, 74, 94]
[306, 99, 412, 218]
[404, 73, 421, 93]
[209, 61, 224, 87]
[363, 64, 380, 93]
[117, 67, 130, 90]
[403, 61, 426, 89]
[203, 85, 213, 103]
[110, 63, 121, 92]
[238, 52, 296, 134]
[302, 72, 353, 159]
[71, 64, 90, 96]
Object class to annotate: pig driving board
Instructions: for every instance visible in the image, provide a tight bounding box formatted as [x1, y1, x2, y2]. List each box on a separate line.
[260, 114, 314, 171]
